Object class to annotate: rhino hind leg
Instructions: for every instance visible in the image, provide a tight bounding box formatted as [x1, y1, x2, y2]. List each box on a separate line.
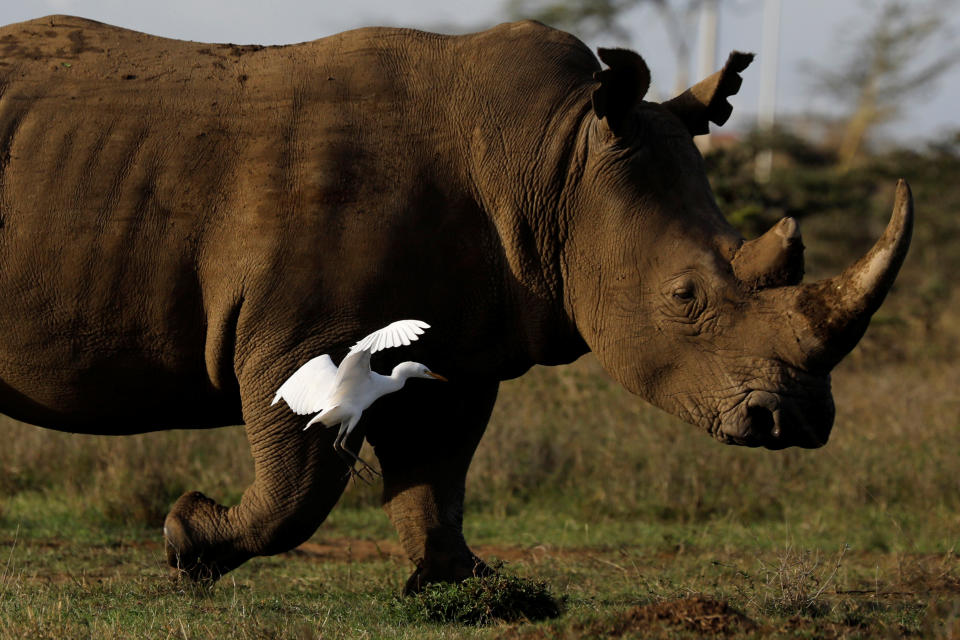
[367, 379, 500, 593]
[163, 409, 354, 582]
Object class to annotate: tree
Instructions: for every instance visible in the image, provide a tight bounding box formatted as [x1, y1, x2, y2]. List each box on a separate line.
[806, 0, 959, 169]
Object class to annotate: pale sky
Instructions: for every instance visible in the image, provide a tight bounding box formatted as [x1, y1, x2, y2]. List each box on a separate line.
[2, 1, 958, 143]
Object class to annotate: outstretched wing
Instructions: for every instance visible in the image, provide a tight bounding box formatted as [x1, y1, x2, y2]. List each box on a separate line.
[349, 319, 430, 355]
[272, 354, 339, 415]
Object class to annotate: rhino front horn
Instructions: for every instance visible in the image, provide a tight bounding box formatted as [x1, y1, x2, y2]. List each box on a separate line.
[798, 179, 914, 369]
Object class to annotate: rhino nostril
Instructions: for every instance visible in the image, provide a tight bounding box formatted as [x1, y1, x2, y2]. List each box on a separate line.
[747, 404, 775, 437]
[745, 391, 782, 439]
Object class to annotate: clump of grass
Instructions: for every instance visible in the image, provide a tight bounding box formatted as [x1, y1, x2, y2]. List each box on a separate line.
[394, 574, 563, 625]
[753, 544, 849, 617]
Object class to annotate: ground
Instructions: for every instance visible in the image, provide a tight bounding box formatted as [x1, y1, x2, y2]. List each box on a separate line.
[1, 500, 958, 639]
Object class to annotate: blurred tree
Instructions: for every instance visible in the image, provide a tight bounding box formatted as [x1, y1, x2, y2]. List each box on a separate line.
[505, 0, 708, 94]
[805, 0, 959, 170]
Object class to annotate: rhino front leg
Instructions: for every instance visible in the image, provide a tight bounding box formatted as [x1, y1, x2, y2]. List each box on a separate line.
[368, 379, 499, 594]
[163, 407, 354, 581]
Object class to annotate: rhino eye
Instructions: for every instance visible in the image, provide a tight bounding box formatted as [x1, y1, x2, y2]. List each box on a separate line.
[672, 283, 696, 302]
[661, 275, 708, 325]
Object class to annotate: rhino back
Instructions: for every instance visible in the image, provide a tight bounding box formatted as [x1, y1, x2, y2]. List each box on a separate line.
[0, 17, 258, 429]
[0, 16, 594, 431]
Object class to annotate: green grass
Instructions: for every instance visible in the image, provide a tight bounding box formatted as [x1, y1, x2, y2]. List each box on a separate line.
[0, 521, 957, 638]
[394, 574, 562, 625]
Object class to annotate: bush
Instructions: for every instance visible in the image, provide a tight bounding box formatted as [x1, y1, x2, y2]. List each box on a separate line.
[394, 574, 562, 625]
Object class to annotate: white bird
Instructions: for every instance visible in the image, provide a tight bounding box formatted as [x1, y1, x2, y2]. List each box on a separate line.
[271, 319, 446, 477]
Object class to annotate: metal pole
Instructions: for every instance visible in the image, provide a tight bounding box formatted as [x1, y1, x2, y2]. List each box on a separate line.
[696, 0, 719, 153]
[755, 0, 781, 183]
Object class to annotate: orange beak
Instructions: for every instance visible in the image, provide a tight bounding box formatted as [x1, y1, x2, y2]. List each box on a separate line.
[426, 371, 448, 381]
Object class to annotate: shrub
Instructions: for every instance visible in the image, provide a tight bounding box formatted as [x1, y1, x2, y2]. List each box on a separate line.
[394, 574, 562, 625]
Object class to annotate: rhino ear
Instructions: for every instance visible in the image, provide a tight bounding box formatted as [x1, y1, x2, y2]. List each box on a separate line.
[664, 51, 754, 136]
[592, 48, 651, 135]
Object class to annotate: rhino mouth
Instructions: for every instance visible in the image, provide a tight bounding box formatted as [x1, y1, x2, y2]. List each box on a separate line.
[717, 388, 834, 450]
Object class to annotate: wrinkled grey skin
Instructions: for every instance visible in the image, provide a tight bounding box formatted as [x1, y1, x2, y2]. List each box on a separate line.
[0, 16, 911, 591]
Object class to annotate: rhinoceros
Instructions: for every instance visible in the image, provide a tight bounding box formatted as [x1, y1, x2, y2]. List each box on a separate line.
[0, 15, 911, 591]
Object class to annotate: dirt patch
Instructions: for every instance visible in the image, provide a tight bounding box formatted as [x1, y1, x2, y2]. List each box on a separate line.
[290, 539, 403, 562]
[505, 597, 760, 639]
[773, 615, 870, 639]
[288, 539, 595, 565]
[896, 553, 960, 595]
[613, 597, 756, 637]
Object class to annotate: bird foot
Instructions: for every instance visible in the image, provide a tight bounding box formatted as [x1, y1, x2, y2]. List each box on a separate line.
[336, 447, 381, 483]
[343, 466, 377, 485]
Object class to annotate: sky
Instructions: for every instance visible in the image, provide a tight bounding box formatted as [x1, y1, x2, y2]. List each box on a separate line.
[1, 0, 958, 143]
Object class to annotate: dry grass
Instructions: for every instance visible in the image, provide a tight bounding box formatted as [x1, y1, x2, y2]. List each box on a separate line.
[0, 420, 252, 531]
[752, 544, 848, 617]
[471, 345, 960, 538]
[1, 338, 958, 543]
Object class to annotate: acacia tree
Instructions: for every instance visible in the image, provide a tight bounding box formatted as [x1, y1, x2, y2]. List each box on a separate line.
[806, 0, 958, 168]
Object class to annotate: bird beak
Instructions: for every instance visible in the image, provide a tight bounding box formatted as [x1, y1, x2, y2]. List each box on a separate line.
[425, 371, 448, 381]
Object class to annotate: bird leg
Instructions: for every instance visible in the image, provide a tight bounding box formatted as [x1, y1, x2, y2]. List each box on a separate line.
[332, 429, 362, 481]
[333, 427, 381, 482]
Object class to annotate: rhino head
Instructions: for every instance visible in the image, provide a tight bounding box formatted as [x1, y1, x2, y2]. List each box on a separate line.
[563, 49, 912, 449]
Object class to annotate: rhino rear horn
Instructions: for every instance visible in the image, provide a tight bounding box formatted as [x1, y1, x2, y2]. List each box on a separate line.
[733, 217, 805, 289]
[664, 51, 754, 136]
[592, 48, 650, 135]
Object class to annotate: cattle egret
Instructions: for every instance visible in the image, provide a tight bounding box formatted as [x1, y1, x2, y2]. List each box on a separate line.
[272, 320, 446, 477]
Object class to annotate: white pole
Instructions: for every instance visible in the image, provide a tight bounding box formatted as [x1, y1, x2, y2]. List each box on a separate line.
[696, 0, 719, 153]
[697, 0, 719, 80]
[755, 0, 781, 183]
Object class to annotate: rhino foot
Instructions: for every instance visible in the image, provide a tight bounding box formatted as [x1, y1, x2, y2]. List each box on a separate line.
[402, 550, 493, 595]
[163, 491, 248, 583]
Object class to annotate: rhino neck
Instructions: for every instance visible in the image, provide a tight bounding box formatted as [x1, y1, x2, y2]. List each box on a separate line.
[462, 97, 595, 369]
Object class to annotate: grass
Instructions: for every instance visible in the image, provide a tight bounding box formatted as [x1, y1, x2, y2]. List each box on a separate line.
[0, 527, 956, 638]
[1, 351, 959, 637]
[394, 573, 562, 625]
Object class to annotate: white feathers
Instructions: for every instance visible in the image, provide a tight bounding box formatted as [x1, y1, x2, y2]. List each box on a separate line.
[271, 354, 338, 415]
[348, 319, 430, 354]
[271, 319, 443, 477]
[272, 320, 432, 418]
